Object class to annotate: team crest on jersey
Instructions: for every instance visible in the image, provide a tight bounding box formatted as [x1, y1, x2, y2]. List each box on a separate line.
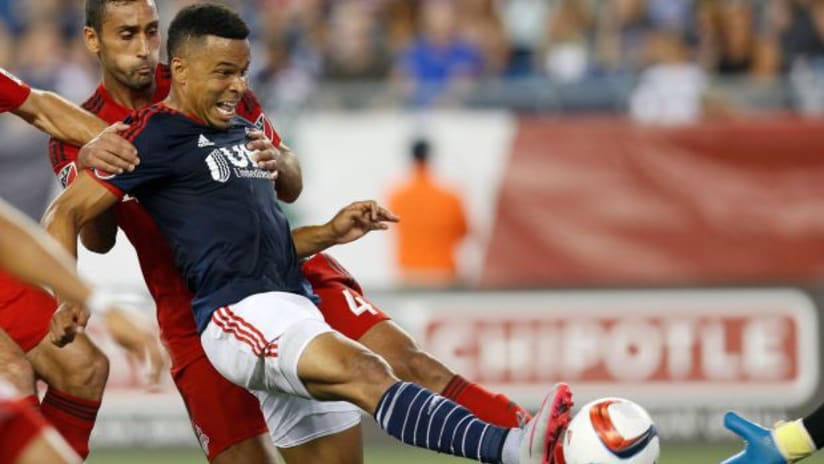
[57, 162, 78, 188]
[204, 143, 270, 183]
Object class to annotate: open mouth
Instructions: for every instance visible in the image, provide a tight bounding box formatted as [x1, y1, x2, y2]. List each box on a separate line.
[215, 101, 238, 119]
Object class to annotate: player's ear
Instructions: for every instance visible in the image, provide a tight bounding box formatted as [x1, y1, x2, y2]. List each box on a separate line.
[83, 26, 101, 55]
[170, 56, 187, 84]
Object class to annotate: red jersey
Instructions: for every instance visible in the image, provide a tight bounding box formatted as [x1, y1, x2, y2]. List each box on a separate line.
[49, 64, 282, 369]
[0, 68, 30, 113]
[0, 68, 41, 315]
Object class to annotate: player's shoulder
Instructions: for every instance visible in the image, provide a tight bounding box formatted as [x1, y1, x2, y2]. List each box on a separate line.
[81, 86, 106, 115]
[122, 104, 178, 142]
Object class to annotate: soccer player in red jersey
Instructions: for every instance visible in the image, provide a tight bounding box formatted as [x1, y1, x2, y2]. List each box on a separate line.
[0, 194, 148, 464]
[47, 1, 534, 462]
[0, 67, 164, 460]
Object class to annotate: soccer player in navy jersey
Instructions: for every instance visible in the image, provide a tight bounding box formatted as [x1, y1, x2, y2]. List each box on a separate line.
[42, 4, 573, 464]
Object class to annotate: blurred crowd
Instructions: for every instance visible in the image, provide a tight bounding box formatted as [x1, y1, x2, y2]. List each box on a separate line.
[2, 0, 824, 111]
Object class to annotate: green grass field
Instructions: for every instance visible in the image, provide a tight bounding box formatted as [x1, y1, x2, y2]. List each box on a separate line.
[85, 444, 824, 463]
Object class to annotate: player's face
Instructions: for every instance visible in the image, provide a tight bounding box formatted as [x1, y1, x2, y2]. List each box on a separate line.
[86, 0, 160, 91]
[180, 37, 250, 130]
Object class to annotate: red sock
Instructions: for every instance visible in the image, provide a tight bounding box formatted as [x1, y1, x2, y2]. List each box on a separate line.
[40, 388, 100, 459]
[441, 375, 532, 428]
[0, 397, 51, 463]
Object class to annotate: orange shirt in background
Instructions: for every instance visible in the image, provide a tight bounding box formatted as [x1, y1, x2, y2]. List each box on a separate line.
[388, 164, 468, 285]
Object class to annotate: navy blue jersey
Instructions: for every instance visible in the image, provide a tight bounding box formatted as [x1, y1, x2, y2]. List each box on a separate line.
[94, 104, 314, 333]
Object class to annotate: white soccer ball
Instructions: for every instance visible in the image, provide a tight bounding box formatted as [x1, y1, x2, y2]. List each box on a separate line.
[562, 398, 660, 464]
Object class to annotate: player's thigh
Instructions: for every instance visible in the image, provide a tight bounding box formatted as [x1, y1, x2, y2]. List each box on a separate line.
[26, 333, 108, 397]
[173, 356, 273, 463]
[358, 320, 455, 393]
[278, 422, 363, 464]
[200, 292, 395, 410]
[0, 328, 34, 394]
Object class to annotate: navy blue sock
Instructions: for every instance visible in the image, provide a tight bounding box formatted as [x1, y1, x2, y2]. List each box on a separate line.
[374, 381, 510, 463]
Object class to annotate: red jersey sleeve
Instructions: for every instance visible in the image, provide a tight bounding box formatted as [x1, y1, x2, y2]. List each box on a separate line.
[0, 68, 31, 113]
[48, 138, 81, 188]
[238, 91, 282, 147]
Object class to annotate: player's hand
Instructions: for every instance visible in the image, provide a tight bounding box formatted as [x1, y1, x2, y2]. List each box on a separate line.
[77, 122, 139, 174]
[327, 201, 399, 245]
[721, 411, 788, 464]
[103, 308, 167, 390]
[49, 302, 91, 347]
[247, 129, 280, 181]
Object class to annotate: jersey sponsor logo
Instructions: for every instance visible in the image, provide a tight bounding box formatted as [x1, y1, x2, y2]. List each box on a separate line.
[205, 150, 231, 183]
[194, 424, 210, 455]
[197, 134, 215, 147]
[204, 143, 270, 182]
[57, 162, 78, 188]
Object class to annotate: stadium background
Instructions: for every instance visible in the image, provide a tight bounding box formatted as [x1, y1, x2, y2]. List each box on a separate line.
[3, 0, 824, 462]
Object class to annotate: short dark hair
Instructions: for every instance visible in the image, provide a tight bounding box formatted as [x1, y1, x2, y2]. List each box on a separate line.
[411, 138, 430, 163]
[167, 3, 250, 60]
[85, 0, 136, 32]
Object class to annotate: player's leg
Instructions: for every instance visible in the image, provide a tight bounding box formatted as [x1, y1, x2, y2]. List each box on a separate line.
[171, 356, 277, 464]
[722, 410, 817, 464]
[305, 253, 530, 427]
[255, 388, 363, 464]
[26, 331, 108, 459]
[201, 292, 573, 464]
[0, 382, 81, 464]
[277, 425, 363, 464]
[0, 328, 35, 396]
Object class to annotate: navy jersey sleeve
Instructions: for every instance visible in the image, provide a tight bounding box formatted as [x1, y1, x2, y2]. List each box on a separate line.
[91, 109, 173, 198]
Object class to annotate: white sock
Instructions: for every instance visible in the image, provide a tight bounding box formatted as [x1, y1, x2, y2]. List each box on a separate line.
[501, 427, 522, 464]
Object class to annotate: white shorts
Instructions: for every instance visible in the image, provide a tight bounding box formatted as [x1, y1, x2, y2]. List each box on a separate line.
[201, 291, 361, 447]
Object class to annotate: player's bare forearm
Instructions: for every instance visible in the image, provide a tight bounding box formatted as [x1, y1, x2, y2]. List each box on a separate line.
[13, 90, 106, 147]
[275, 143, 302, 203]
[79, 209, 118, 254]
[292, 225, 337, 259]
[42, 172, 120, 262]
[291, 201, 399, 259]
[0, 198, 94, 306]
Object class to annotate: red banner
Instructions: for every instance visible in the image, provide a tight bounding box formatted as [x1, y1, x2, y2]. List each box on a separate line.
[482, 116, 824, 286]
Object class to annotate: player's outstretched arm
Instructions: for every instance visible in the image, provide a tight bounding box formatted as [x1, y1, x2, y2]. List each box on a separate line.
[292, 200, 399, 259]
[12, 89, 106, 147]
[0, 198, 98, 308]
[722, 411, 815, 464]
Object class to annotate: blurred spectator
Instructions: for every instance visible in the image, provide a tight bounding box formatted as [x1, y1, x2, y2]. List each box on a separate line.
[542, 0, 593, 83]
[323, 1, 390, 81]
[388, 138, 468, 287]
[630, 30, 708, 124]
[715, 0, 759, 75]
[457, 0, 509, 75]
[594, 0, 655, 75]
[394, 0, 484, 106]
[500, 0, 550, 76]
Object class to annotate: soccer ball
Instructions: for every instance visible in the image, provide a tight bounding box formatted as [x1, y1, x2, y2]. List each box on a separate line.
[562, 398, 660, 464]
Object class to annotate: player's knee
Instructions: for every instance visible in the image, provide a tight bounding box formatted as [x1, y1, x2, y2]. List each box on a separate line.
[348, 350, 395, 390]
[404, 349, 453, 391]
[63, 348, 109, 394]
[0, 354, 35, 393]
